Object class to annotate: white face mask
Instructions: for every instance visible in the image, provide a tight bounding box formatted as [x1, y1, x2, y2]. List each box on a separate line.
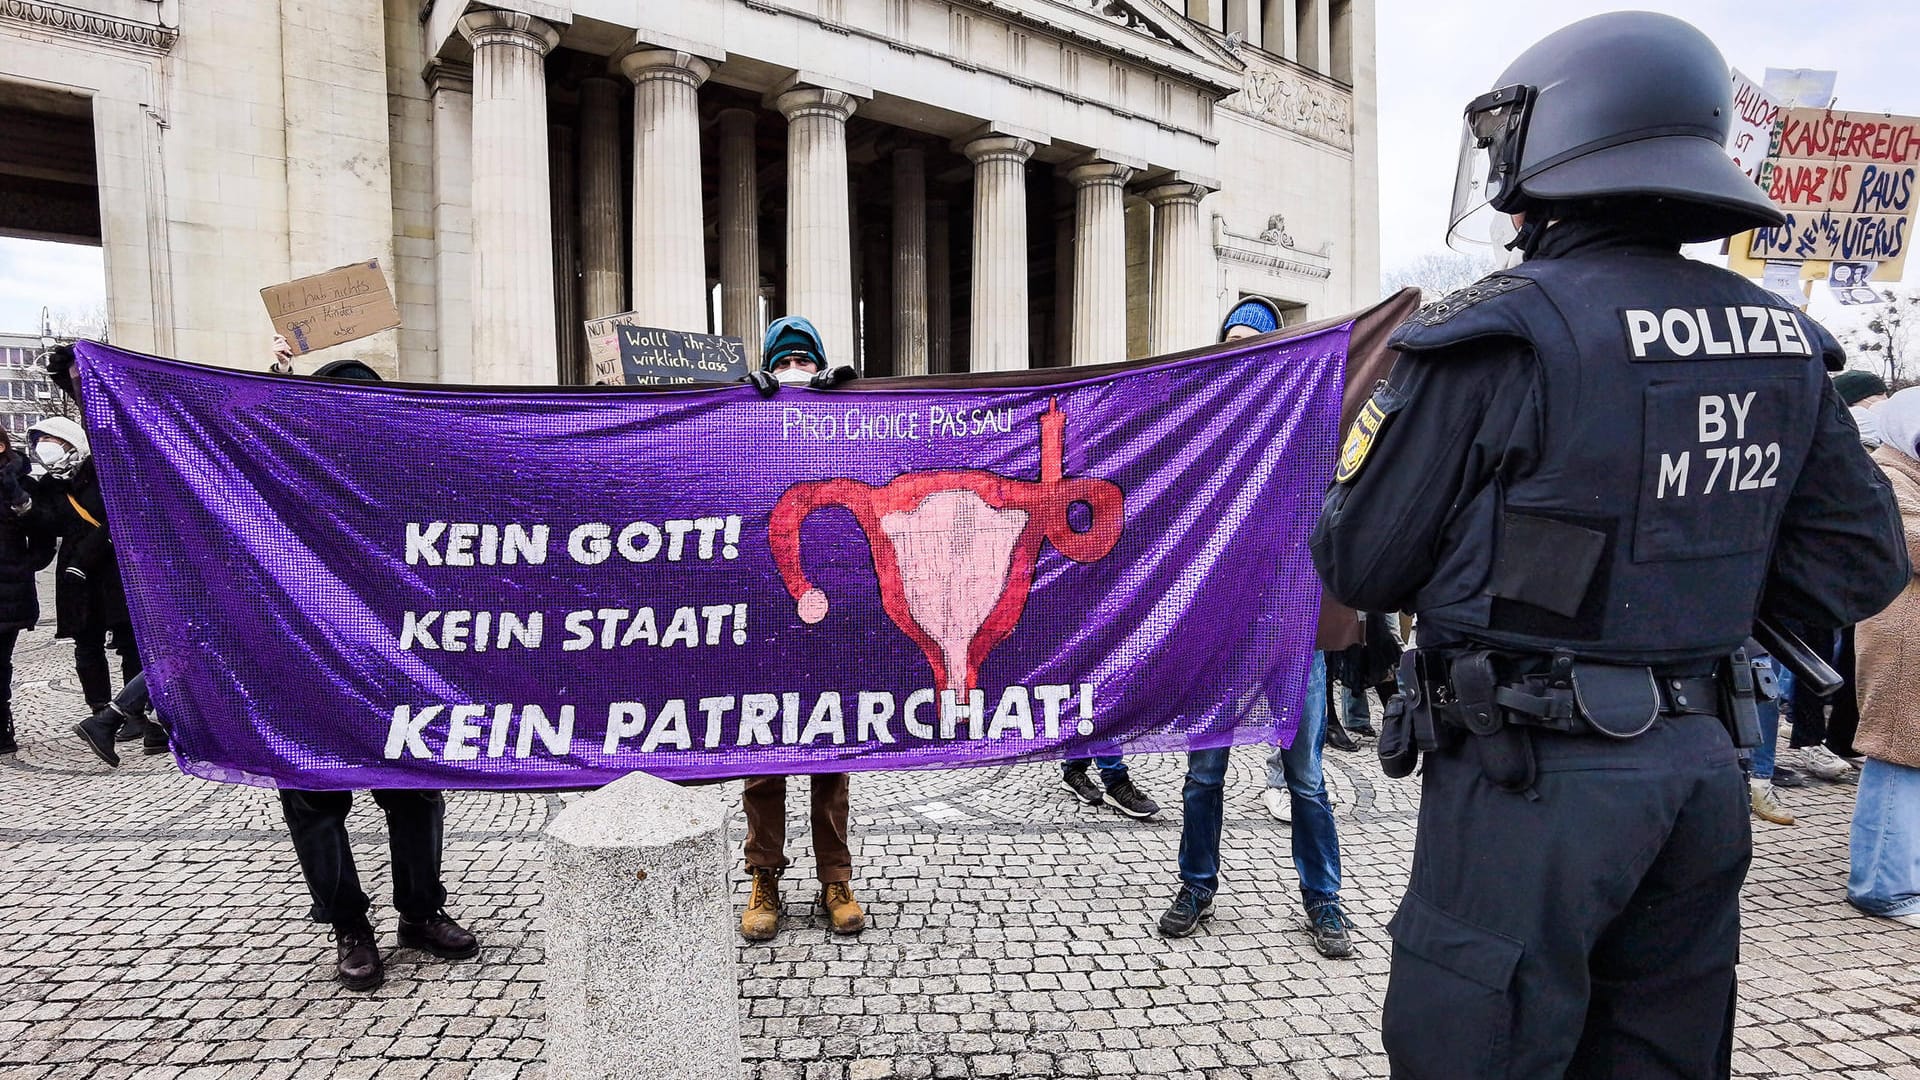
[34, 441, 68, 467]
[773, 367, 815, 385]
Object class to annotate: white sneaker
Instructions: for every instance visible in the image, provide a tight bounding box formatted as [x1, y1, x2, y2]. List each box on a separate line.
[1261, 786, 1292, 824]
[1804, 745, 1855, 783]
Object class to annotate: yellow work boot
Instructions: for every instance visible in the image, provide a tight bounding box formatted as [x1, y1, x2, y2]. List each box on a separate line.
[819, 881, 866, 935]
[1750, 779, 1796, 826]
[741, 868, 781, 942]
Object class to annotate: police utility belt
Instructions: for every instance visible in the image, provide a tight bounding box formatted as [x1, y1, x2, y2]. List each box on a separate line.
[1377, 646, 1775, 782]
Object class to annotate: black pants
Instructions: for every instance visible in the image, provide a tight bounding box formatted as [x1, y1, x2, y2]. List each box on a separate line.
[1824, 627, 1860, 758]
[278, 789, 448, 925]
[1383, 714, 1749, 1079]
[73, 625, 140, 708]
[0, 627, 17, 709]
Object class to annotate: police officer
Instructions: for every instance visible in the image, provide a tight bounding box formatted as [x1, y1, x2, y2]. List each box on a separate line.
[1311, 14, 1906, 1078]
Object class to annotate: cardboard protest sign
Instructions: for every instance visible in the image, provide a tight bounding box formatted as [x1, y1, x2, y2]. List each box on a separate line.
[583, 314, 626, 385]
[1735, 107, 1920, 281]
[260, 261, 401, 355]
[1729, 70, 1780, 181]
[616, 326, 748, 386]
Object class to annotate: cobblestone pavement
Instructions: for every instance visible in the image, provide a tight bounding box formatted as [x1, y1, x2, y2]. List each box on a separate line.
[4, 611, 1920, 1079]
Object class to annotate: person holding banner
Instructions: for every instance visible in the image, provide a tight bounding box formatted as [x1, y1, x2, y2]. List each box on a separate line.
[1314, 13, 1906, 1077]
[261, 345, 478, 992]
[0, 429, 54, 754]
[740, 316, 867, 941]
[37, 416, 153, 766]
[1157, 299, 1354, 959]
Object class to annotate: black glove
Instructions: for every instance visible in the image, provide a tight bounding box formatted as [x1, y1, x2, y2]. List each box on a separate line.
[809, 365, 859, 390]
[742, 370, 781, 398]
[45, 343, 75, 378]
[0, 452, 26, 486]
[0, 475, 26, 512]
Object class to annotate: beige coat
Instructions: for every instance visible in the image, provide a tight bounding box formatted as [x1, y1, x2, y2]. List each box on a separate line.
[1853, 445, 1920, 768]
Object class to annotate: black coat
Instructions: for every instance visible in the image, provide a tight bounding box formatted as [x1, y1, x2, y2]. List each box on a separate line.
[37, 460, 129, 638]
[0, 453, 57, 632]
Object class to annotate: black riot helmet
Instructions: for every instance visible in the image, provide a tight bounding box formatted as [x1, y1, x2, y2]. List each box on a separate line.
[1448, 11, 1785, 251]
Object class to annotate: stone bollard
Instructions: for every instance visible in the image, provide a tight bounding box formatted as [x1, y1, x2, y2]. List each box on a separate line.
[544, 770, 742, 1080]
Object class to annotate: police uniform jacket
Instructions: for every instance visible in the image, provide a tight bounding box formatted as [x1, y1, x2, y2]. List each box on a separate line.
[1312, 218, 1907, 668]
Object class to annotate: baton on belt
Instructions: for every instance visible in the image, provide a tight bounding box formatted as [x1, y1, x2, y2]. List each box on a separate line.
[1754, 617, 1844, 699]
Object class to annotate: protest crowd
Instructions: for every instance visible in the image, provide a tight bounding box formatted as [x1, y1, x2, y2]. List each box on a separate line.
[9, 10, 1920, 1080]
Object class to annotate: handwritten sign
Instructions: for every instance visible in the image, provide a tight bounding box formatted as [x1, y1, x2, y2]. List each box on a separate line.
[1729, 70, 1780, 181]
[1750, 209, 1911, 264]
[1734, 106, 1920, 281]
[583, 313, 629, 385]
[617, 326, 748, 386]
[259, 261, 401, 356]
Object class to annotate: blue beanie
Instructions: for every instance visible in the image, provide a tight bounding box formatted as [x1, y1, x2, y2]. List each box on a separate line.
[762, 315, 827, 371]
[1220, 297, 1282, 340]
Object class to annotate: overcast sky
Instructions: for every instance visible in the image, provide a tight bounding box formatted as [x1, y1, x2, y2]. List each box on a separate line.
[3, 1, 1917, 335]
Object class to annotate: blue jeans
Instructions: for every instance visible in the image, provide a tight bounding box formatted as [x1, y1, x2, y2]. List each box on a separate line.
[1750, 656, 1780, 780]
[1179, 651, 1341, 908]
[1064, 756, 1127, 786]
[1849, 757, 1920, 918]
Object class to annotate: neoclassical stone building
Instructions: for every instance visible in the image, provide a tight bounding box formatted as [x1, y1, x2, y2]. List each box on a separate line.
[0, 0, 1377, 382]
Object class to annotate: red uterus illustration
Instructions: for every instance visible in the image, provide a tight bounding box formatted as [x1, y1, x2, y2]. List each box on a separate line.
[769, 400, 1123, 694]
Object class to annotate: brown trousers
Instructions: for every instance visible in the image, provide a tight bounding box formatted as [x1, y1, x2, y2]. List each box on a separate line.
[742, 773, 851, 883]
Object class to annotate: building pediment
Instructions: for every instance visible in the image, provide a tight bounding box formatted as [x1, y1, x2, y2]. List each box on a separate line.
[966, 0, 1243, 96]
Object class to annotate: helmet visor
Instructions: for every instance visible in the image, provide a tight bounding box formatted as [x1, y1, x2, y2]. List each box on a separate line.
[1447, 86, 1533, 252]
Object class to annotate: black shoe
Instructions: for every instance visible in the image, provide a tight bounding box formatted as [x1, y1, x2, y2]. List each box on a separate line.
[1060, 766, 1103, 805]
[1347, 721, 1378, 739]
[1306, 901, 1355, 959]
[1771, 766, 1808, 788]
[1324, 723, 1360, 753]
[142, 717, 169, 756]
[114, 712, 149, 744]
[74, 712, 121, 767]
[332, 920, 384, 991]
[398, 910, 480, 960]
[1158, 885, 1215, 938]
[1102, 777, 1160, 819]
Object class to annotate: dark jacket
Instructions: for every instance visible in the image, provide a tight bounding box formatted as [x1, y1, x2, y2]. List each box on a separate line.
[38, 459, 128, 638]
[0, 452, 57, 632]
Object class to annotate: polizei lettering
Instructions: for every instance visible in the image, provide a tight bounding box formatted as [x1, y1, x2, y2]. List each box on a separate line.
[1622, 306, 1812, 361]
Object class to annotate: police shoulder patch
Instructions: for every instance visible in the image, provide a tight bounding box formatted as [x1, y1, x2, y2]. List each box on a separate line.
[1335, 395, 1390, 485]
[1411, 273, 1535, 327]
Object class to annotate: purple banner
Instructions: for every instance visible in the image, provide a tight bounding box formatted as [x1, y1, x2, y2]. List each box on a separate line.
[74, 327, 1347, 790]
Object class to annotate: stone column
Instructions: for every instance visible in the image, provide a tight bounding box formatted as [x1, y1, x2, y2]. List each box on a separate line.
[963, 134, 1037, 372]
[578, 76, 626, 320]
[544, 770, 741, 1080]
[927, 199, 952, 373]
[551, 124, 581, 382]
[773, 84, 861, 365]
[890, 146, 929, 376]
[1145, 180, 1215, 355]
[459, 11, 561, 384]
[619, 49, 712, 333]
[717, 108, 762, 346]
[1298, 0, 1330, 73]
[426, 60, 473, 383]
[1051, 210, 1074, 367]
[1067, 160, 1136, 366]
